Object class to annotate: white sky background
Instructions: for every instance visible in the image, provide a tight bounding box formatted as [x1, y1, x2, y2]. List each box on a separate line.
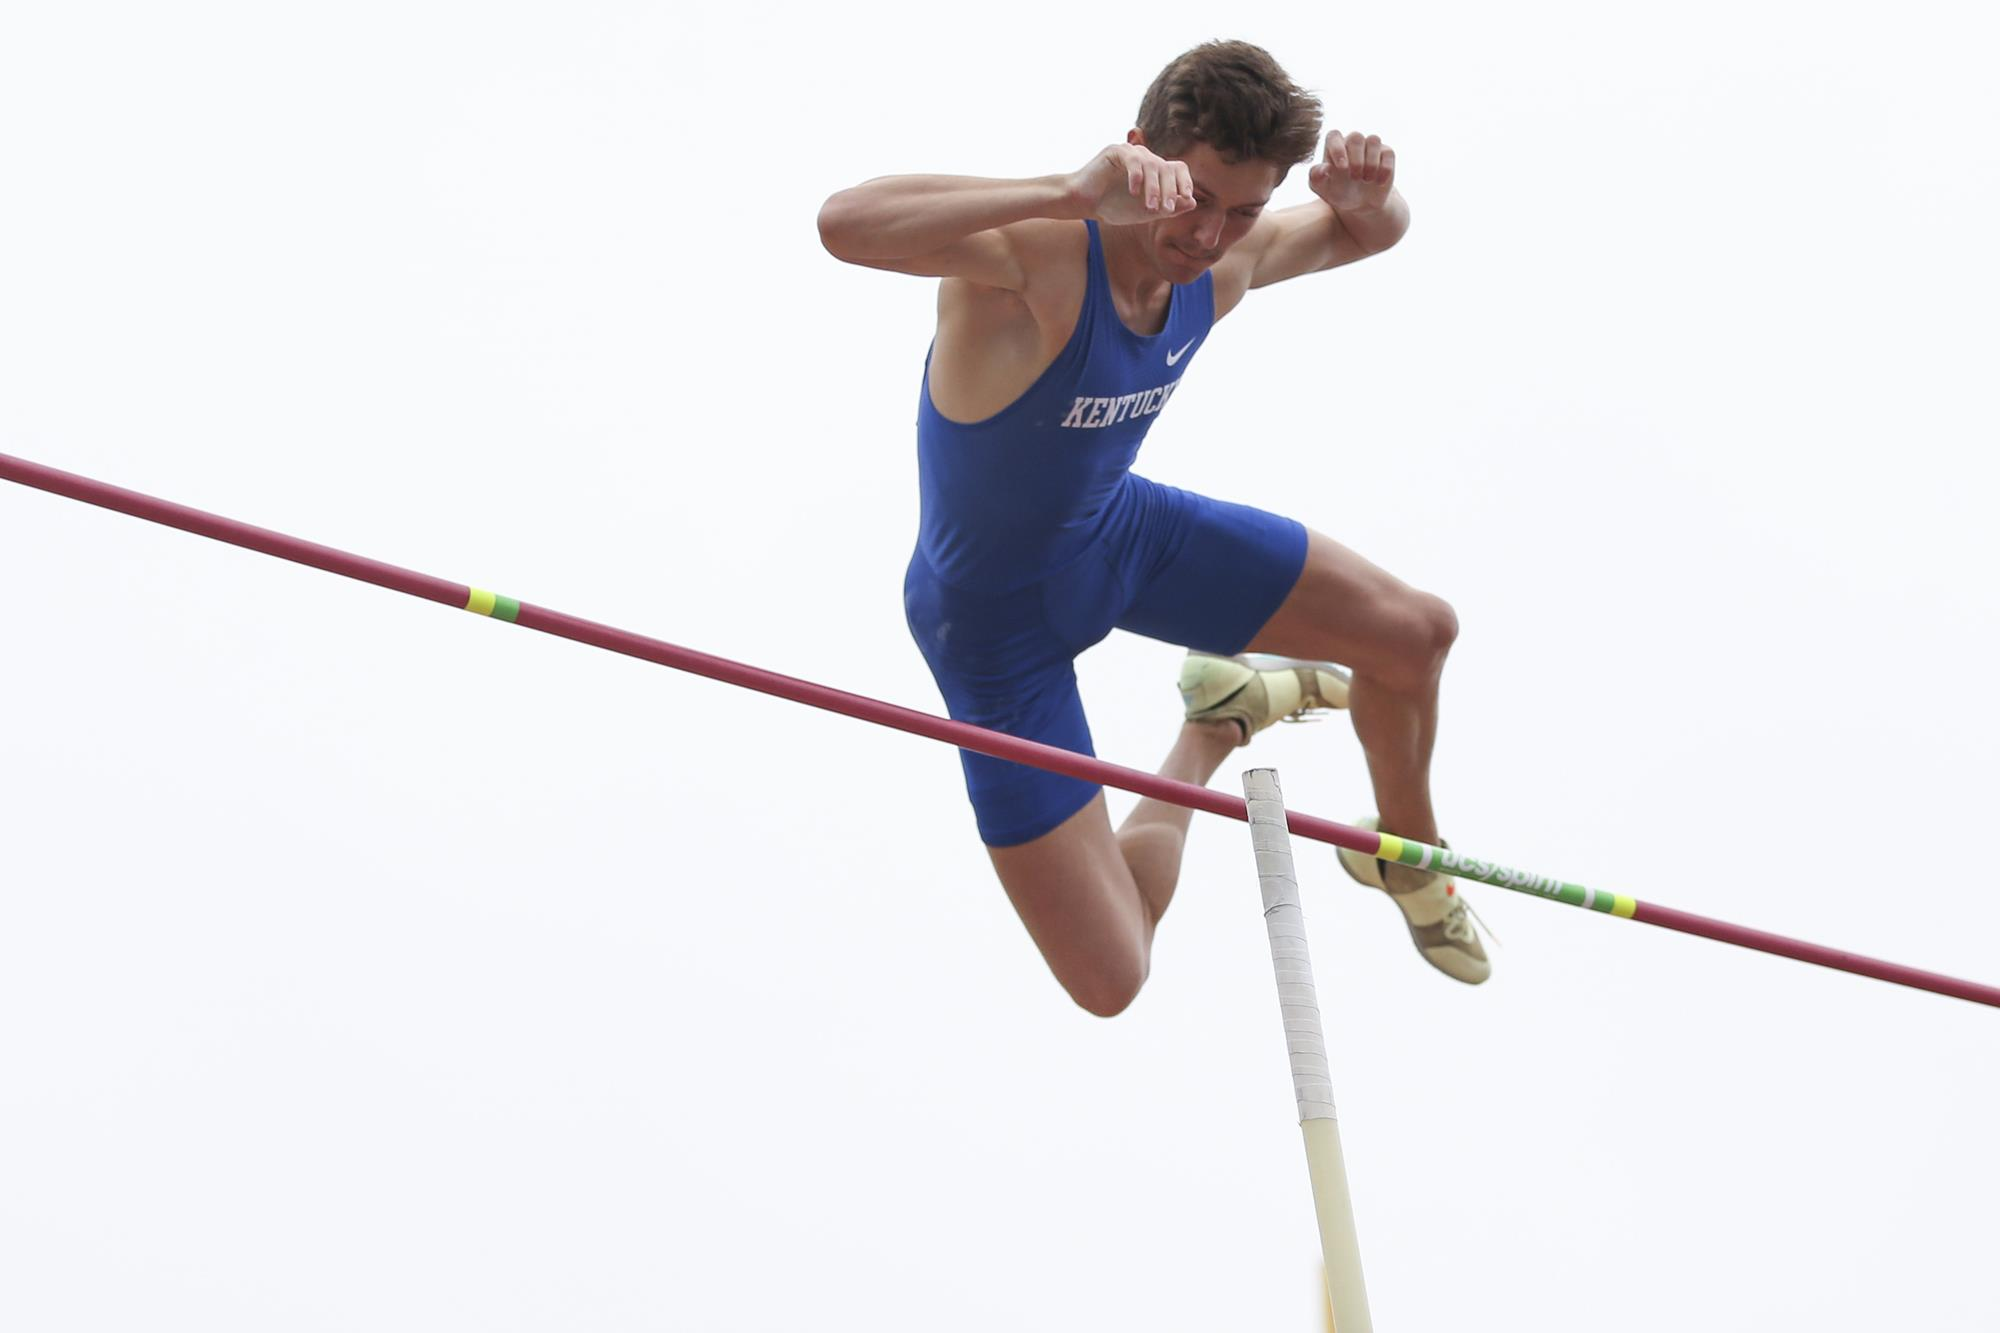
[2, 2, 1996, 1329]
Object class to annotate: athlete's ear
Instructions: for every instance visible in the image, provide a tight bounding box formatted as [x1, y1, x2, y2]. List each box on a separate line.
[1127, 128, 1144, 147]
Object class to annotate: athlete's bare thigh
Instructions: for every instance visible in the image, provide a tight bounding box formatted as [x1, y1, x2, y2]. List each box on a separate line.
[1244, 528, 1454, 681]
[985, 794, 1149, 1016]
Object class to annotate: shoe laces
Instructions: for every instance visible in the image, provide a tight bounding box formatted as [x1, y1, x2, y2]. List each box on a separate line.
[1280, 668, 1344, 720]
[1444, 894, 1502, 949]
[1279, 705, 1335, 726]
[1277, 666, 1345, 726]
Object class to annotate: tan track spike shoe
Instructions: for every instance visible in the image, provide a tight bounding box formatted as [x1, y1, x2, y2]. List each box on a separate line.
[1179, 652, 1352, 747]
[1336, 816, 1491, 986]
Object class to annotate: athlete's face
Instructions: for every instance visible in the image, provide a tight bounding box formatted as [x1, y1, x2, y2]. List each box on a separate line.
[1128, 133, 1282, 283]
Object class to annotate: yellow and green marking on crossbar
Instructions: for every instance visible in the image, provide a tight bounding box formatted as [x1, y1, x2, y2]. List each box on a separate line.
[1376, 832, 1638, 917]
[464, 588, 521, 622]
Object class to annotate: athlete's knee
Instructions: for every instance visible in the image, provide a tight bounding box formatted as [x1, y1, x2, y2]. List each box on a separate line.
[1414, 591, 1459, 669]
[1367, 589, 1456, 691]
[1061, 948, 1149, 1018]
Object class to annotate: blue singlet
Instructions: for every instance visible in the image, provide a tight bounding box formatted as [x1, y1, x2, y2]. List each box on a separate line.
[904, 219, 1306, 846]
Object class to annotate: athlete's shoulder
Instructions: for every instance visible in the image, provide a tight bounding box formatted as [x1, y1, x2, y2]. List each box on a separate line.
[1004, 216, 1089, 262]
[939, 219, 1087, 327]
[986, 217, 1089, 300]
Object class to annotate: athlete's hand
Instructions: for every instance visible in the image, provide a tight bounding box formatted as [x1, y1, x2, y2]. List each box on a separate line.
[1308, 130, 1397, 213]
[1066, 143, 1197, 226]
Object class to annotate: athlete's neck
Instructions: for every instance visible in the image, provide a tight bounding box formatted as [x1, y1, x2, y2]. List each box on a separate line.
[1098, 224, 1175, 328]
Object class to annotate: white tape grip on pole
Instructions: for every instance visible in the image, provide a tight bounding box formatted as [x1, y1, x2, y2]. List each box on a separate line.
[1244, 767, 1336, 1122]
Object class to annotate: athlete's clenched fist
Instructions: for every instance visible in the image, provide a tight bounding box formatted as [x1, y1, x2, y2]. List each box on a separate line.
[1067, 142, 1197, 226]
[1308, 130, 1397, 212]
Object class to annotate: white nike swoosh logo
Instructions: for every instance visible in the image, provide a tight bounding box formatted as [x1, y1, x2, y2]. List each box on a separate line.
[1165, 338, 1197, 366]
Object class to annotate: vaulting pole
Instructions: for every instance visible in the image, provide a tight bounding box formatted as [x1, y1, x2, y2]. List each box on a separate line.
[5, 449, 1998, 1009]
[1244, 768, 1371, 1333]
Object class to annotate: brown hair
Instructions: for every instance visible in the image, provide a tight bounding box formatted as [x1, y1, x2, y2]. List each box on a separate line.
[1135, 40, 1323, 170]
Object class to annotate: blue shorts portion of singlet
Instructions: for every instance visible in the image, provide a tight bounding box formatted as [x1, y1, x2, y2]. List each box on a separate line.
[904, 471, 1306, 847]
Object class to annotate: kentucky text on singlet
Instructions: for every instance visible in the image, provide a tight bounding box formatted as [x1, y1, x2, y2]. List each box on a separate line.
[914, 218, 1214, 593]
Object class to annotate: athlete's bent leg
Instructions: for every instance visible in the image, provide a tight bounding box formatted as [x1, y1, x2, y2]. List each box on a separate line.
[1244, 528, 1457, 859]
[987, 719, 1239, 1017]
[1114, 718, 1241, 918]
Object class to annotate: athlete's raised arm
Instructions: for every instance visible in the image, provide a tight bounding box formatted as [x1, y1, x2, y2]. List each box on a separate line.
[1222, 130, 1411, 299]
[815, 144, 1199, 288]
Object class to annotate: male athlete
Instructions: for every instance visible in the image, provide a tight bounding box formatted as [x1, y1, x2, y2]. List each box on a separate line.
[818, 40, 1487, 1016]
